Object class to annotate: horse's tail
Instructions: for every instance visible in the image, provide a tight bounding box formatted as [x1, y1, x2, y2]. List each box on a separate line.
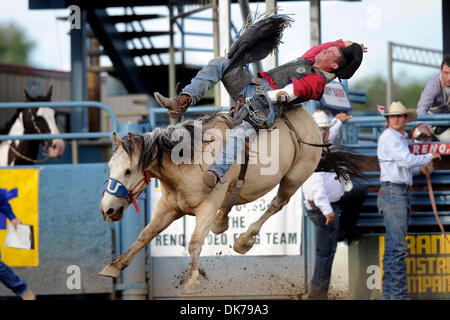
[315, 146, 369, 182]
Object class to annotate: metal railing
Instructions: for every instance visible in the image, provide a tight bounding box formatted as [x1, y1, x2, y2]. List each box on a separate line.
[0, 101, 119, 164]
[342, 114, 450, 144]
[340, 113, 450, 230]
[387, 41, 442, 106]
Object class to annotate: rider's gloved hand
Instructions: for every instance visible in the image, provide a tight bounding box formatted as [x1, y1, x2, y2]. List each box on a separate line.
[266, 83, 296, 105]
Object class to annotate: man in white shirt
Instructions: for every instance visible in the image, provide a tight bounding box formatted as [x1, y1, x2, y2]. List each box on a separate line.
[377, 101, 440, 300]
[302, 109, 353, 300]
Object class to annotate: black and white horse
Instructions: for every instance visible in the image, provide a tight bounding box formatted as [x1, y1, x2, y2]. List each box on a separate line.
[0, 86, 65, 166]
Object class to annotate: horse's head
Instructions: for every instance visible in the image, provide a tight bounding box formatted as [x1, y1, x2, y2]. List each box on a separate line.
[413, 123, 436, 142]
[23, 86, 65, 159]
[24, 86, 53, 102]
[100, 133, 152, 222]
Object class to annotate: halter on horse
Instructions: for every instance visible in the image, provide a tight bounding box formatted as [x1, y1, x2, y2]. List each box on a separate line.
[0, 86, 65, 166]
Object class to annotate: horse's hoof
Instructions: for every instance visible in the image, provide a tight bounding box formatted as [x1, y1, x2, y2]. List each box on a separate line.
[182, 280, 201, 295]
[98, 264, 121, 278]
[212, 221, 228, 235]
[233, 235, 255, 254]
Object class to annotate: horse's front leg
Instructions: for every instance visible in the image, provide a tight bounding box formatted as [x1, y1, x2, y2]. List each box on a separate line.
[99, 197, 182, 278]
[183, 202, 216, 294]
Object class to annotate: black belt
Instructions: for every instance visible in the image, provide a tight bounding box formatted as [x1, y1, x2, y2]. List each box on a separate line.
[381, 181, 410, 189]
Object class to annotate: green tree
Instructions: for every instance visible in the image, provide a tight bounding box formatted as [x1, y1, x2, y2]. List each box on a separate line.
[351, 75, 387, 111]
[0, 22, 35, 65]
[350, 74, 428, 112]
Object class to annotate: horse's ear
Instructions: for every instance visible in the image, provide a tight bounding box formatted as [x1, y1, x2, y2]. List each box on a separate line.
[128, 132, 135, 144]
[113, 132, 122, 148]
[44, 86, 53, 101]
[24, 89, 33, 101]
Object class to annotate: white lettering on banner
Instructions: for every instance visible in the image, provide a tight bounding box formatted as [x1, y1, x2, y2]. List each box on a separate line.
[410, 143, 450, 155]
[321, 82, 351, 110]
[149, 180, 302, 257]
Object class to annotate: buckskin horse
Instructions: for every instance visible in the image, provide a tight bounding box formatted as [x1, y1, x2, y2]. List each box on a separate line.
[0, 86, 65, 166]
[99, 105, 364, 294]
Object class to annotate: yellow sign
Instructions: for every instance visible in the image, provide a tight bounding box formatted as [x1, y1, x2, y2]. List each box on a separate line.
[380, 235, 450, 294]
[0, 169, 39, 267]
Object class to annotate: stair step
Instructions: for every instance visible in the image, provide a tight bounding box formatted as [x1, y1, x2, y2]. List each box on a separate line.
[138, 64, 202, 71]
[88, 66, 115, 73]
[87, 46, 213, 57]
[109, 14, 166, 24]
[87, 30, 170, 40]
[87, 49, 105, 56]
[129, 48, 181, 56]
[119, 31, 171, 39]
[137, 64, 203, 96]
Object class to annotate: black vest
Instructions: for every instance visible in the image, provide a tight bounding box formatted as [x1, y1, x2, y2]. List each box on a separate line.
[266, 58, 327, 100]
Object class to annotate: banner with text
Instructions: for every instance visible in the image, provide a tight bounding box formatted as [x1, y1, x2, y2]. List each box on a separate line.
[410, 142, 450, 155]
[379, 234, 450, 297]
[0, 169, 39, 267]
[150, 180, 302, 257]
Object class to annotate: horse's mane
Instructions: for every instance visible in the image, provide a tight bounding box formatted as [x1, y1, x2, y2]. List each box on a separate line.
[0, 109, 23, 135]
[121, 112, 219, 171]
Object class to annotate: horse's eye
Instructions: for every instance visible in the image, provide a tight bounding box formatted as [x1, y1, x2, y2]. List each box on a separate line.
[125, 169, 131, 175]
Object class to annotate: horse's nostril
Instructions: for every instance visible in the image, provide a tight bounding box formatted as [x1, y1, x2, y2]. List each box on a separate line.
[106, 208, 115, 216]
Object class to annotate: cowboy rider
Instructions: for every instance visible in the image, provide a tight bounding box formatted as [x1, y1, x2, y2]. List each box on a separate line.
[155, 39, 367, 193]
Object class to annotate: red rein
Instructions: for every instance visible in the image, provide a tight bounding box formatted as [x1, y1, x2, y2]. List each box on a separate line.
[129, 171, 152, 213]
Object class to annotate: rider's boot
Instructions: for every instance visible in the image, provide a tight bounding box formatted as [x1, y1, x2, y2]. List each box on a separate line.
[154, 92, 192, 119]
[202, 170, 220, 194]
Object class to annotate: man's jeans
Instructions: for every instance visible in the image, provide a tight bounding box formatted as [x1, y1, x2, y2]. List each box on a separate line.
[306, 202, 341, 298]
[183, 56, 270, 178]
[377, 182, 411, 300]
[0, 251, 28, 297]
[182, 56, 254, 104]
[209, 121, 256, 177]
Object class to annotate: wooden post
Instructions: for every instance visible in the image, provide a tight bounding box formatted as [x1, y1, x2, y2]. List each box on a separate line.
[87, 38, 101, 133]
[219, 0, 231, 107]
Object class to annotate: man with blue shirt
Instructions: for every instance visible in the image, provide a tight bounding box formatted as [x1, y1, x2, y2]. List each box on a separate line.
[377, 101, 440, 300]
[0, 188, 35, 300]
[415, 55, 450, 139]
[417, 55, 450, 116]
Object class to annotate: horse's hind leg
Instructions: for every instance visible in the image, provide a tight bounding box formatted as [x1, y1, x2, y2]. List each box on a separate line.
[183, 202, 216, 294]
[234, 177, 301, 254]
[212, 207, 232, 234]
[234, 194, 289, 254]
[99, 197, 182, 278]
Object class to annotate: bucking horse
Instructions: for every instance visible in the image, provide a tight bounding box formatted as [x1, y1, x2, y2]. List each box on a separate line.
[98, 104, 365, 294]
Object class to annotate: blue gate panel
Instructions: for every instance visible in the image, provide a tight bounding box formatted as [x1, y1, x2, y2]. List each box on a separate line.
[0, 163, 113, 296]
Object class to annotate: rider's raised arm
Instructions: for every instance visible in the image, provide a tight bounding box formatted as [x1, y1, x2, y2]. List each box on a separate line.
[302, 39, 346, 62]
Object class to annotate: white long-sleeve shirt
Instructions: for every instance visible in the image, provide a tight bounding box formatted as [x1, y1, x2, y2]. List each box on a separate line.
[377, 127, 432, 186]
[302, 118, 344, 216]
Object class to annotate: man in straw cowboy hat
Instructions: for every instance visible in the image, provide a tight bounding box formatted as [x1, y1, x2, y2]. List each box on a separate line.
[377, 101, 441, 300]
